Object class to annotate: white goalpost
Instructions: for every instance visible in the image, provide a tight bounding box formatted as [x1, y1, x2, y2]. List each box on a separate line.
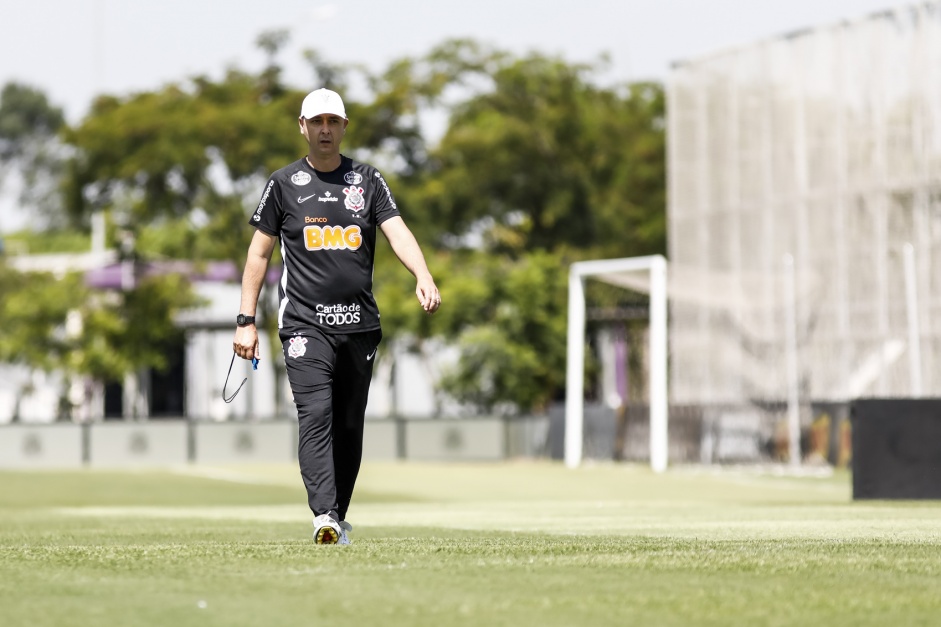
[565, 255, 668, 472]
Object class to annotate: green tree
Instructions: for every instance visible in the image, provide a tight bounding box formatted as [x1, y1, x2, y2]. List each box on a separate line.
[0, 261, 199, 418]
[437, 250, 569, 413]
[65, 273, 200, 383]
[51, 38, 667, 416]
[0, 82, 66, 225]
[0, 264, 79, 372]
[373, 247, 570, 414]
[402, 51, 665, 259]
[0, 82, 64, 161]
[370, 43, 666, 413]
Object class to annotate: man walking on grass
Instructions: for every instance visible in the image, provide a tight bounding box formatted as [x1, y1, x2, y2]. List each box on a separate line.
[233, 88, 440, 544]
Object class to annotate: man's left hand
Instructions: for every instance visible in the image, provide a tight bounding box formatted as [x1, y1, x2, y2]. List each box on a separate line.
[416, 277, 441, 314]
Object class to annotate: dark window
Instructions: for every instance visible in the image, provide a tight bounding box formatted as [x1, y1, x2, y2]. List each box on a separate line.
[150, 340, 186, 418]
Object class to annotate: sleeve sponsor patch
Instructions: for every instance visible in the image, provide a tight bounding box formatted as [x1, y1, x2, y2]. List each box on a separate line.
[253, 180, 275, 222]
[374, 171, 397, 210]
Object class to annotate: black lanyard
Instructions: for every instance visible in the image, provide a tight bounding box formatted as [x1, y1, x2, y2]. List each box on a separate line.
[222, 353, 259, 403]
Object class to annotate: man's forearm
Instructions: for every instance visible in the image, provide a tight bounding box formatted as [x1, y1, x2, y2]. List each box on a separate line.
[383, 218, 432, 279]
[238, 230, 277, 316]
[392, 235, 432, 280]
[379, 216, 440, 313]
[239, 252, 270, 316]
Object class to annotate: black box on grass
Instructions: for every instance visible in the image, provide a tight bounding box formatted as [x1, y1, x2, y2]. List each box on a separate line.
[851, 398, 941, 499]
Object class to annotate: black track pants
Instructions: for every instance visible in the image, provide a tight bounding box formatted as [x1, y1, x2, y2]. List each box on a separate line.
[282, 328, 381, 521]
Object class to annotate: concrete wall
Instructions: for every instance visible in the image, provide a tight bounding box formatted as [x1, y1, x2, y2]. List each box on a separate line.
[89, 422, 189, 467]
[193, 421, 296, 464]
[0, 416, 551, 468]
[0, 424, 84, 467]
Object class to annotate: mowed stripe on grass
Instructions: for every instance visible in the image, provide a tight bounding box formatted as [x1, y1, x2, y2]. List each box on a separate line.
[1, 462, 940, 627]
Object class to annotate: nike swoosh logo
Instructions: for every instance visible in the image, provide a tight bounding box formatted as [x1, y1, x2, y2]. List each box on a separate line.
[298, 194, 316, 203]
[366, 348, 378, 361]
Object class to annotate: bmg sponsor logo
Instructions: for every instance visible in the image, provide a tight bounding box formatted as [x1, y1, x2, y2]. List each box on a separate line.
[316, 303, 361, 326]
[303, 224, 362, 250]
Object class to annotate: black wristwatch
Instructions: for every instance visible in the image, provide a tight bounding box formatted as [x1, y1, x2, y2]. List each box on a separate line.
[236, 314, 256, 327]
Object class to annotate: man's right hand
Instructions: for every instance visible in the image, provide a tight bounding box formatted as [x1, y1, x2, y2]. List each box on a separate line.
[234, 324, 260, 361]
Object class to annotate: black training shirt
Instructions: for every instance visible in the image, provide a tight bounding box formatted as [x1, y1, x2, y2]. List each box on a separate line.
[250, 155, 401, 335]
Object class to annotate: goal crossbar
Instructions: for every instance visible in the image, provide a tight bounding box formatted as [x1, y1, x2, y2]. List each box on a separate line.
[565, 255, 668, 471]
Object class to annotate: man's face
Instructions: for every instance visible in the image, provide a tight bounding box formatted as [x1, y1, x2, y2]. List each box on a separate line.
[299, 114, 348, 156]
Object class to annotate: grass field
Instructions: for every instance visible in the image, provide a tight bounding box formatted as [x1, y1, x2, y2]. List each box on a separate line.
[1, 461, 940, 626]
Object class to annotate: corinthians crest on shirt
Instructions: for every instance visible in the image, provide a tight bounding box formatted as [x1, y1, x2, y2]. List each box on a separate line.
[343, 185, 365, 213]
[287, 336, 308, 359]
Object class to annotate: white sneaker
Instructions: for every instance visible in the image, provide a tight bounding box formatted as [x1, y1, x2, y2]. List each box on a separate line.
[338, 520, 353, 545]
[313, 514, 341, 545]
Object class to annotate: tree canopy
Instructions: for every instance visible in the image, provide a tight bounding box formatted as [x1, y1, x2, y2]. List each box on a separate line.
[0, 261, 199, 384]
[411, 55, 665, 259]
[0, 82, 66, 224]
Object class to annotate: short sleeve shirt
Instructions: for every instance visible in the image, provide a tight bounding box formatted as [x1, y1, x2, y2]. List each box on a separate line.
[249, 155, 401, 335]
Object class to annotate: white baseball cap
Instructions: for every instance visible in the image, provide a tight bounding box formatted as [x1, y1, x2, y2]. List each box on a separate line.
[300, 88, 347, 120]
